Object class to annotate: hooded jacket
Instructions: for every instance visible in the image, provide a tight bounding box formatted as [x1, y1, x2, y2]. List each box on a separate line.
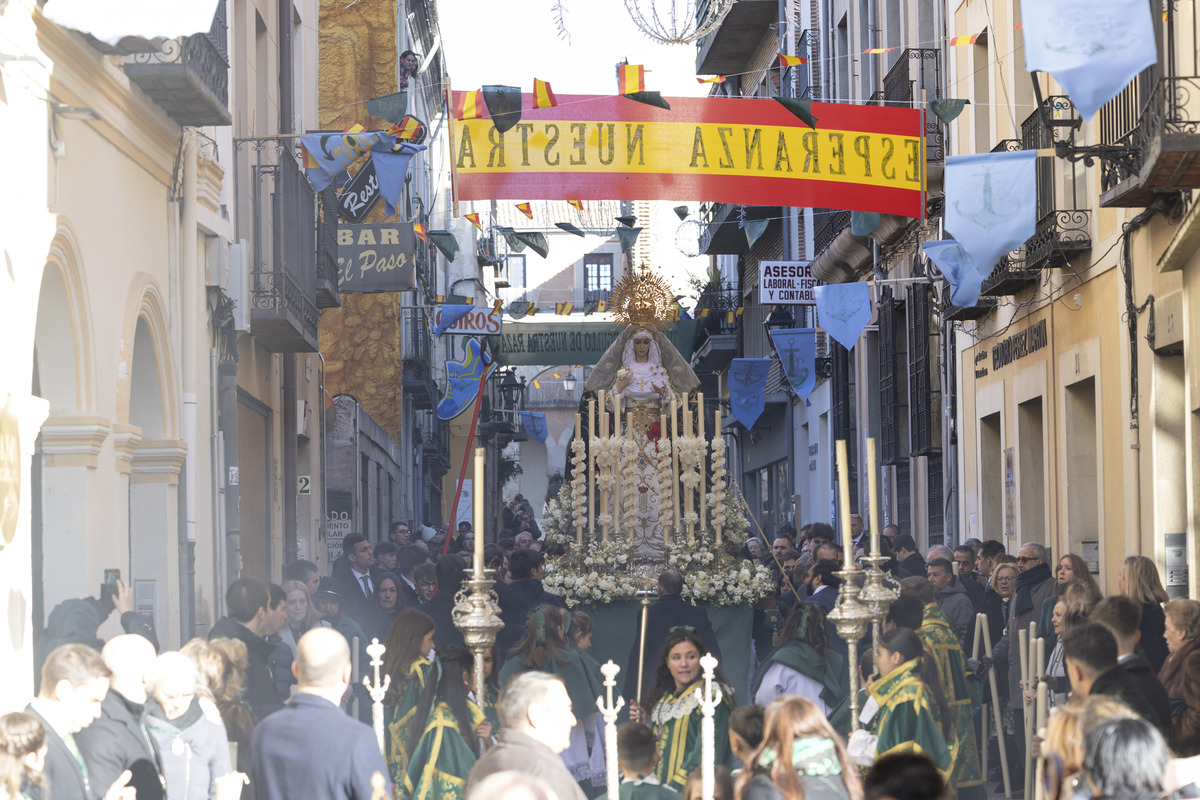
[143, 697, 232, 800]
[934, 578, 975, 652]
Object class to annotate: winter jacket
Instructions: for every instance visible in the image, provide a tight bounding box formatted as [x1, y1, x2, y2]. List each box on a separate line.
[208, 617, 282, 721]
[495, 579, 564, 657]
[75, 689, 165, 800]
[143, 697, 232, 800]
[1160, 638, 1200, 756]
[992, 565, 1055, 713]
[934, 579, 975, 652]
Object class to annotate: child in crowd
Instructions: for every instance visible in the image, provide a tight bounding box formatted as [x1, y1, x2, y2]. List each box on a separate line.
[569, 611, 595, 652]
[729, 705, 765, 774]
[597, 722, 677, 800]
[682, 765, 735, 800]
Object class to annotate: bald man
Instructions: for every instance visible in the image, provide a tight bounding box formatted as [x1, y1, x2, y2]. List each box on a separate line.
[251, 628, 390, 800]
[75, 634, 165, 800]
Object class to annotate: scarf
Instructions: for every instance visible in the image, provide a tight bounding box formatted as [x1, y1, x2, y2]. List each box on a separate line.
[1013, 562, 1051, 616]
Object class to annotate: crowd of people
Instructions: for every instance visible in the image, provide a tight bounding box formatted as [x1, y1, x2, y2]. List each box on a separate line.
[6, 515, 1200, 800]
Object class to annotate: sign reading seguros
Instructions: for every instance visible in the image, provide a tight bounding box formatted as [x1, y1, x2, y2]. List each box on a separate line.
[430, 307, 503, 335]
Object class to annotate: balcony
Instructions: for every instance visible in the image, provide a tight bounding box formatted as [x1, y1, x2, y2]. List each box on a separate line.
[814, 209, 852, 255]
[1026, 209, 1091, 269]
[1100, 75, 1200, 206]
[702, 202, 779, 255]
[980, 255, 1039, 297]
[944, 299, 997, 321]
[882, 49, 944, 162]
[247, 145, 319, 352]
[316, 189, 340, 309]
[401, 310, 437, 410]
[692, 287, 740, 371]
[122, 4, 231, 127]
[418, 412, 451, 477]
[695, 0, 779, 75]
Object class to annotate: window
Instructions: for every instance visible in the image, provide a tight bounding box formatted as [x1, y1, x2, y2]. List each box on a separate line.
[505, 254, 526, 288]
[584, 253, 613, 302]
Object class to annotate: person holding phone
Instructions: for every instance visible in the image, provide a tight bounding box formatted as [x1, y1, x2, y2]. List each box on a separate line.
[37, 571, 159, 669]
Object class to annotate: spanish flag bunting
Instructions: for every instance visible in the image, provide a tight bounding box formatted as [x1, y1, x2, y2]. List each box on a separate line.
[725, 310, 736, 323]
[864, 47, 896, 53]
[526, 305, 538, 316]
[456, 89, 485, 121]
[532, 379, 542, 389]
[555, 302, 574, 315]
[464, 212, 483, 231]
[516, 202, 533, 219]
[778, 53, 807, 67]
[949, 33, 980, 45]
[388, 116, 422, 140]
[617, 63, 646, 95]
[595, 300, 608, 312]
[436, 294, 445, 303]
[552, 372, 562, 379]
[698, 308, 712, 318]
[493, 299, 504, 312]
[414, 223, 428, 242]
[300, 143, 319, 169]
[567, 200, 583, 211]
[533, 78, 558, 109]
[697, 75, 726, 84]
[737, 306, 745, 316]
[342, 123, 365, 133]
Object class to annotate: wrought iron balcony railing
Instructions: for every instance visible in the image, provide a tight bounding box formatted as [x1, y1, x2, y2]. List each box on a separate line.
[1026, 209, 1091, 270]
[813, 209, 852, 255]
[882, 48, 944, 161]
[980, 254, 1039, 297]
[1099, 75, 1200, 205]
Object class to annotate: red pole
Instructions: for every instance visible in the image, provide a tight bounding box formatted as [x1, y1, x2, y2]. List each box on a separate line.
[444, 368, 490, 555]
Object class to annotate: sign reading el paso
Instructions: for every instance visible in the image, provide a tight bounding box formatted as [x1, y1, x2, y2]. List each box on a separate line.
[453, 93, 926, 217]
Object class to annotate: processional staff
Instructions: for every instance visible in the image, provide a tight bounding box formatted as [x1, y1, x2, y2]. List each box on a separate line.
[597, 660, 625, 800]
[363, 637, 390, 755]
[695, 652, 723, 800]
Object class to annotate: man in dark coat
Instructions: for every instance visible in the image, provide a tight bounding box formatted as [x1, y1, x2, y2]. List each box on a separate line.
[209, 577, 284, 721]
[1088, 598, 1176, 746]
[251, 628, 390, 800]
[329, 533, 387, 626]
[38, 579, 158, 670]
[75, 634, 165, 800]
[495, 550, 564, 657]
[893, 534, 927, 579]
[623, 569, 722, 701]
[27, 644, 117, 800]
[423, 555, 467, 650]
[1064, 623, 1174, 739]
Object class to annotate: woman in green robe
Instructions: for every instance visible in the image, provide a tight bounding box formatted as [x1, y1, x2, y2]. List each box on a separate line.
[862, 627, 954, 780]
[499, 605, 606, 784]
[398, 646, 491, 800]
[630, 627, 735, 791]
[477, 645, 501, 735]
[381, 609, 436, 788]
[750, 603, 851, 735]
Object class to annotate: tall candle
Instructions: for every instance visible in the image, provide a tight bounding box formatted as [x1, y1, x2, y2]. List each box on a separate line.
[866, 438, 880, 558]
[713, 409, 723, 545]
[697, 392, 704, 438]
[474, 447, 485, 578]
[599, 391, 608, 540]
[589, 398, 596, 536]
[835, 440, 853, 570]
[660, 412, 669, 547]
[614, 392, 622, 433]
[625, 412, 634, 538]
[670, 398, 680, 531]
[683, 392, 692, 437]
[575, 413, 584, 544]
[599, 390, 608, 439]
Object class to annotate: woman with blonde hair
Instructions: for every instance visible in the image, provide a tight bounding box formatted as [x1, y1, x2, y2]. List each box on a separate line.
[1039, 556, 1102, 656]
[0, 712, 46, 800]
[181, 637, 255, 778]
[734, 695, 863, 800]
[1043, 580, 1102, 707]
[1121, 555, 1170, 672]
[1038, 696, 1133, 800]
[1159, 597, 1200, 756]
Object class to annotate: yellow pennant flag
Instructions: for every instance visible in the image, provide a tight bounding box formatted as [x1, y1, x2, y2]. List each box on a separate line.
[617, 63, 646, 95]
[567, 200, 583, 211]
[342, 123, 366, 133]
[414, 223, 428, 242]
[532, 379, 542, 389]
[515, 202, 533, 219]
[555, 302, 574, 315]
[456, 89, 485, 120]
[948, 33, 980, 45]
[697, 75, 726, 84]
[464, 212, 483, 231]
[778, 53, 807, 67]
[533, 78, 558, 109]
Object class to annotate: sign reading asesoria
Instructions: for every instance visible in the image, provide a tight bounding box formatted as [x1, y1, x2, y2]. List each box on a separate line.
[452, 93, 925, 217]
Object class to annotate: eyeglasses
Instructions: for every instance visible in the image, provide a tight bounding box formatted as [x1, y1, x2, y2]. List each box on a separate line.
[1017, 556, 1039, 563]
[995, 575, 1016, 582]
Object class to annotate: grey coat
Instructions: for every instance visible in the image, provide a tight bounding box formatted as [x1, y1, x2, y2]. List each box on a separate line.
[992, 570, 1055, 712]
[934, 579, 975, 653]
[143, 697, 232, 800]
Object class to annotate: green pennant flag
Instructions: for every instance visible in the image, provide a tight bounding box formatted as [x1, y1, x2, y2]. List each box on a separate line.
[616, 215, 637, 228]
[674, 205, 690, 220]
[507, 300, 531, 318]
[482, 85, 523, 134]
[622, 91, 671, 110]
[513, 231, 550, 258]
[851, 211, 880, 236]
[555, 222, 586, 237]
[616, 226, 642, 252]
[367, 91, 408, 124]
[774, 97, 818, 129]
[498, 227, 526, 253]
[929, 98, 970, 125]
[583, 301, 599, 315]
[427, 231, 459, 262]
[745, 218, 770, 247]
[445, 293, 472, 305]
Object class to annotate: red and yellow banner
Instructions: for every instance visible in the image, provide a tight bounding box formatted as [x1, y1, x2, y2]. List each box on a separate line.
[451, 93, 926, 218]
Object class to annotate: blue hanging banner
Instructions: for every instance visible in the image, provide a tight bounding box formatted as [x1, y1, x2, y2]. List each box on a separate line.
[437, 338, 496, 420]
[923, 240, 985, 307]
[769, 328, 818, 400]
[813, 282, 873, 351]
[520, 411, 549, 443]
[431, 304, 474, 336]
[729, 358, 772, 430]
[299, 131, 387, 191]
[1021, 0, 1157, 119]
[373, 143, 427, 217]
[945, 150, 1037, 276]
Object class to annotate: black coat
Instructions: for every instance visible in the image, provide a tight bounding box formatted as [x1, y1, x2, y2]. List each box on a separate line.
[330, 562, 390, 626]
[26, 704, 89, 800]
[209, 617, 283, 721]
[74, 690, 164, 800]
[1091, 655, 1175, 745]
[959, 574, 986, 610]
[250, 692, 390, 800]
[1138, 600, 1169, 674]
[973, 587, 1008, 656]
[495, 579, 564, 658]
[423, 591, 465, 650]
[897, 553, 927, 579]
[622, 594, 722, 700]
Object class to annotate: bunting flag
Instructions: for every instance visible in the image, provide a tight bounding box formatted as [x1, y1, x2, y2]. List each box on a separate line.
[745, 218, 770, 247]
[774, 97, 819, 129]
[526, 306, 539, 316]
[456, 89, 485, 121]
[622, 91, 671, 110]
[1021, 0, 1157, 118]
[493, 299, 504, 312]
[596, 300, 608, 312]
[431, 304, 473, 336]
[531, 379, 542, 389]
[555, 302, 574, 315]
[929, 98, 970, 124]
[499, 228, 525, 252]
[617, 63, 646, 95]
[533, 78, 558, 109]
[435, 294, 445, 303]
[507, 301, 532, 318]
[729, 358, 772, 429]
[482, 85, 523, 133]
[770, 328, 818, 400]
[616, 226, 642, 252]
[851, 211, 881, 236]
[519, 411, 550, 442]
[445, 294, 473, 305]
[343, 124, 365, 133]
[616, 215, 637, 227]
[814, 282, 873, 351]
[372, 142, 427, 216]
[464, 212, 483, 231]
[698, 308, 712, 318]
[437, 338, 496, 421]
[427, 231, 459, 262]
[674, 205, 690, 220]
[583, 301, 598, 315]
[778, 53, 807, 67]
[555, 222, 586, 237]
[367, 91, 408, 124]
[724, 307, 745, 323]
[948, 33, 980, 45]
[413, 222, 428, 242]
[864, 47, 898, 54]
[299, 130, 387, 191]
[552, 372, 562, 379]
[513, 231, 550, 258]
[515, 202, 534, 219]
[388, 115, 425, 142]
[567, 200, 583, 210]
[944, 150, 1037, 276]
[922, 240, 986, 307]
[697, 75, 726, 84]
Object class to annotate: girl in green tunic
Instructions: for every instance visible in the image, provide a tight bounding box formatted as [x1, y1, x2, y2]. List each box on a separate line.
[630, 628, 734, 792]
[382, 609, 436, 788]
[750, 604, 851, 735]
[861, 627, 954, 780]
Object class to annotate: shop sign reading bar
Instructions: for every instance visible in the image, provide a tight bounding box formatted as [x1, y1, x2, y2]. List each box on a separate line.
[758, 260, 822, 305]
[992, 319, 1048, 371]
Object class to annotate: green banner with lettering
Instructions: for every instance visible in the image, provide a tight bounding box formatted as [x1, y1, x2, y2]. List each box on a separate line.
[489, 319, 698, 366]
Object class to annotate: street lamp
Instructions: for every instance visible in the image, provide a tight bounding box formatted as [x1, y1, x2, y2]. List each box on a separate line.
[763, 306, 795, 330]
[497, 370, 527, 410]
[562, 372, 577, 392]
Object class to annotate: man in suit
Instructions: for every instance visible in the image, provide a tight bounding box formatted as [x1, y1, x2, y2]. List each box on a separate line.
[330, 533, 386, 625]
[27, 643, 130, 800]
[805, 559, 842, 613]
[496, 550, 564, 658]
[623, 569, 721, 701]
[1088, 598, 1176, 746]
[251, 628, 390, 800]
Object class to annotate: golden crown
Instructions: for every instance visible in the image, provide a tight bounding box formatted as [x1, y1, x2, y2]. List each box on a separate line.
[608, 264, 674, 328]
